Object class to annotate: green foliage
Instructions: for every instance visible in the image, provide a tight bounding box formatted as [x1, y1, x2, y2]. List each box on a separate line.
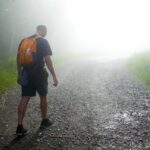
[0, 57, 17, 94]
[0, 55, 68, 95]
[128, 51, 150, 86]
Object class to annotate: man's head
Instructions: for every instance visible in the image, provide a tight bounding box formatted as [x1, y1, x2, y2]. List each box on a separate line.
[36, 25, 47, 37]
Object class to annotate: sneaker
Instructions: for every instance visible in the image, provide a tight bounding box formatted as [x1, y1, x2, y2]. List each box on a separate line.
[40, 118, 53, 129]
[16, 125, 27, 136]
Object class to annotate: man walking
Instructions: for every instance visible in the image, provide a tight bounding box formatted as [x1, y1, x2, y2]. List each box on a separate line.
[16, 25, 58, 135]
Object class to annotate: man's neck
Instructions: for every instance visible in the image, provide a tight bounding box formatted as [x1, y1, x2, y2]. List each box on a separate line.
[35, 33, 42, 38]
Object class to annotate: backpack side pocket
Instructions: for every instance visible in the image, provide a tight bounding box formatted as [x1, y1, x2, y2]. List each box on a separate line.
[21, 69, 29, 86]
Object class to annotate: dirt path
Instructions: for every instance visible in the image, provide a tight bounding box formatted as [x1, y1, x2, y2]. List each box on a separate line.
[0, 58, 150, 150]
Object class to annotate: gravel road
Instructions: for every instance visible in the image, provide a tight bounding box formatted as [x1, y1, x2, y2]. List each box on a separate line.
[0, 58, 150, 150]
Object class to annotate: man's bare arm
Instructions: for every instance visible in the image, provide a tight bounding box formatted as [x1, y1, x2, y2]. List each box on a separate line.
[44, 55, 58, 86]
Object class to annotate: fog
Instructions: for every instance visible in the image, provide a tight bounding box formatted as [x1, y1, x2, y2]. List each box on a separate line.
[1, 0, 150, 61]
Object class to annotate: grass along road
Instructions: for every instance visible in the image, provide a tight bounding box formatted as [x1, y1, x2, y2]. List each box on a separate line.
[128, 51, 150, 87]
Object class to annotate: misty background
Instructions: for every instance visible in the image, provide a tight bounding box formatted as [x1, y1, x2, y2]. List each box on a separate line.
[1, 0, 150, 60]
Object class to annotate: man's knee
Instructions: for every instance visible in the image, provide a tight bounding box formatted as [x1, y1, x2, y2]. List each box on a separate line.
[40, 95, 47, 100]
[19, 96, 30, 108]
[22, 96, 30, 103]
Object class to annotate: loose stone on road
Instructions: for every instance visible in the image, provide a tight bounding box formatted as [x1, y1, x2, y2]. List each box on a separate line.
[0, 58, 150, 150]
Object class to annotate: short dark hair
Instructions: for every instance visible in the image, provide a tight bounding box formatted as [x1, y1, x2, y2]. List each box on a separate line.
[36, 25, 47, 32]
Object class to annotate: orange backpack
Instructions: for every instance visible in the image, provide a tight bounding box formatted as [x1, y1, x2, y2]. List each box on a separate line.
[18, 38, 37, 66]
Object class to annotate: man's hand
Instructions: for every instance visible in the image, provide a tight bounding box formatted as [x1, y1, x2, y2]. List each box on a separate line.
[45, 55, 58, 87]
[53, 77, 58, 87]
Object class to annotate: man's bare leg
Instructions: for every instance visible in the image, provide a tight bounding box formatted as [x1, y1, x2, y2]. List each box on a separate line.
[18, 96, 30, 125]
[40, 95, 52, 128]
[40, 95, 47, 119]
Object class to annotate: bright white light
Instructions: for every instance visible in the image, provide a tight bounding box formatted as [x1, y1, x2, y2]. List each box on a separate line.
[61, 0, 150, 59]
[32, 0, 150, 60]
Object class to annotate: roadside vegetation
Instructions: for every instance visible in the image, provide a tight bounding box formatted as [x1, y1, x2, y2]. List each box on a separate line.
[0, 57, 17, 95]
[0, 54, 69, 95]
[128, 51, 150, 86]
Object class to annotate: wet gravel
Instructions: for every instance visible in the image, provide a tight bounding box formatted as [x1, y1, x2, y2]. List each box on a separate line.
[0, 58, 150, 150]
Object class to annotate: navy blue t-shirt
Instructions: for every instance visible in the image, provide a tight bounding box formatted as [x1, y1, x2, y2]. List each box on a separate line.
[36, 36, 52, 68]
[19, 34, 52, 71]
